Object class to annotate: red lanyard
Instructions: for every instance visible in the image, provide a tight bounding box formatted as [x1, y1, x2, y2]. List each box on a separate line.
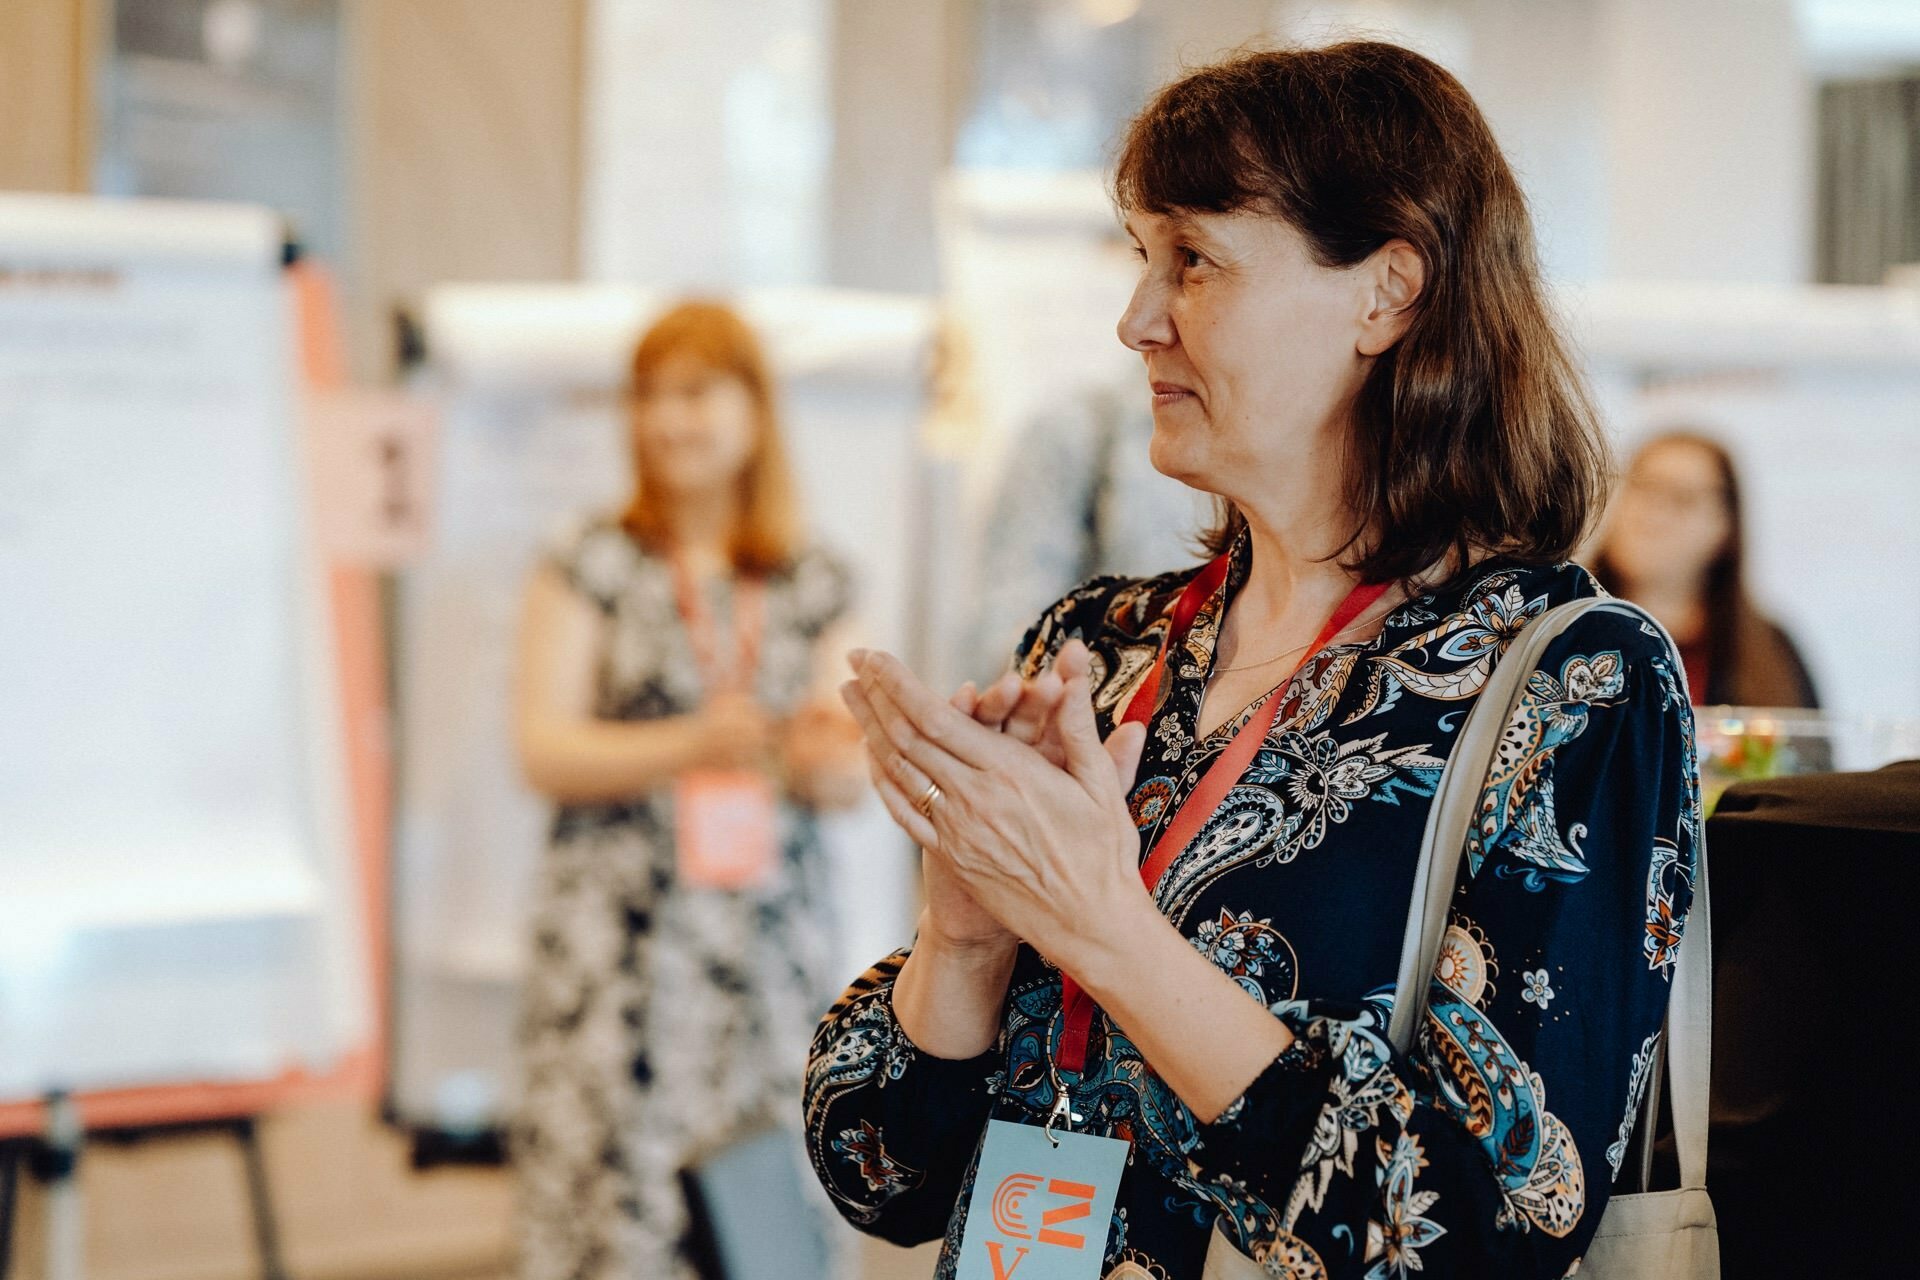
[1055, 556, 1390, 1074]
[671, 554, 764, 696]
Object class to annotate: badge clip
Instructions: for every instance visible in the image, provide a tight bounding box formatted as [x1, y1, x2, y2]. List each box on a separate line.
[1044, 1065, 1083, 1147]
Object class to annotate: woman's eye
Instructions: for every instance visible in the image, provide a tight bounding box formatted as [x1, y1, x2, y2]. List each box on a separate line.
[1129, 244, 1148, 262]
[1179, 245, 1206, 269]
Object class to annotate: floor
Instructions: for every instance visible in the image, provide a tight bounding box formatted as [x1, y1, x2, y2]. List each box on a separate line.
[0, 1100, 942, 1280]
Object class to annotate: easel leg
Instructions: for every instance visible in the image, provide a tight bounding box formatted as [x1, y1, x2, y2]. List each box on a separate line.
[231, 1118, 291, 1280]
[0, 1141, 19, 1280]
[41, 1095, 83, 1280]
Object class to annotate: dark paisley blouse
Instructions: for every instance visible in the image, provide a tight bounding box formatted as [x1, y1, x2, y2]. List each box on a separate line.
[802, 539, 1702, 1279]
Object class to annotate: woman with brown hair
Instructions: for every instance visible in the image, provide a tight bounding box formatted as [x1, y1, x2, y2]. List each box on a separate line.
[1594, 430, 1819, 708]
[807, 43, 1701, 1279]
[513, 300, 862, 1280]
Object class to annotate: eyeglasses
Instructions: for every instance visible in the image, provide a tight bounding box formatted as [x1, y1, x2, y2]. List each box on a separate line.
[1621, 473, 1729, 516]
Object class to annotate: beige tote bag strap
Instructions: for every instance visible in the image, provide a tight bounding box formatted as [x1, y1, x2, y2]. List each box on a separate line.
[1664, 834, 1712, 1190]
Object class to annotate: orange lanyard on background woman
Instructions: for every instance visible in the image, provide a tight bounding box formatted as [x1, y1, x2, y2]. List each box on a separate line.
[1054, 557, 1391, 1079]
[671, 554, 765, 696]
[670, 553, 775, 891]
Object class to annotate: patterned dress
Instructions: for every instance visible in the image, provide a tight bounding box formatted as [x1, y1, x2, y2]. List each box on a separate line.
[515, 515, 852, 1280]
[803, 535, 1700, 1279]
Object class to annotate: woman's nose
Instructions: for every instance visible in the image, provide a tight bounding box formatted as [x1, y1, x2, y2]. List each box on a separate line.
[1117, 276, 1174, 352]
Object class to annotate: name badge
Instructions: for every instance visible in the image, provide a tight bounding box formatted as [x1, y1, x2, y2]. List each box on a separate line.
[674, 770, 777, 890]
[957, 1119, 1128, 1280]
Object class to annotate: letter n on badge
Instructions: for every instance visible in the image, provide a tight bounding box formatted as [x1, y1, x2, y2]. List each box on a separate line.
[957, 1120, 1128, 1280]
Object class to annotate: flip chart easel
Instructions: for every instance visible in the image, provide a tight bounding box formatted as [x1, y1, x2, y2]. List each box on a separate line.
[0, 194, 386, 1280]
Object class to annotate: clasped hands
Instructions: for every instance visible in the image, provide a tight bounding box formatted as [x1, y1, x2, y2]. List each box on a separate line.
[685, 691, 865, 810]
[840, 640, 1155, 973]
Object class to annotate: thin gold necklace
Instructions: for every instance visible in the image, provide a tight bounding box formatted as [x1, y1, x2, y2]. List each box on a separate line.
[1208, 590, 1402, 676]
[1209, 639, 1314, 675]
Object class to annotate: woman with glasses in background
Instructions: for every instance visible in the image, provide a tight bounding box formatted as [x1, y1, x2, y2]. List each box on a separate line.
[1593, 430, 1819, 709]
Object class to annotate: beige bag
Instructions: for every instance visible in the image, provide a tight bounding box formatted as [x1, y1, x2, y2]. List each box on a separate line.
[1206, 598, 1718, 1278]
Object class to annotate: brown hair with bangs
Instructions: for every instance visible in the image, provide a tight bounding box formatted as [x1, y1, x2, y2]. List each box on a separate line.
[622, 299, 801, 577]
[1115, 41, 1609, 584]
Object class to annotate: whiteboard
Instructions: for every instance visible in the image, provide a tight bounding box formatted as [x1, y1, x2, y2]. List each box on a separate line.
[0, 194, 368, 1098]
[389, 284, 934, 1131]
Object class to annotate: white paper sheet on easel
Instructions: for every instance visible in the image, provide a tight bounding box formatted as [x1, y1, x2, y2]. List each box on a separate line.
[0, 194, 367, 1097]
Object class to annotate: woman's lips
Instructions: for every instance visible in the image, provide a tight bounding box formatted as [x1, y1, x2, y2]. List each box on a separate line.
[1150, 381, 1194, 408]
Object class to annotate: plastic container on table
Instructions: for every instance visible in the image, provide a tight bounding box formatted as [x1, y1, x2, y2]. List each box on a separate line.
[1693, 707, 1920, 812]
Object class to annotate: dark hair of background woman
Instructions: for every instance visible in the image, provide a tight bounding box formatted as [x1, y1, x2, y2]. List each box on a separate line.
[1593, 430, 1818, 708]
[1113, 41, 1610, 586]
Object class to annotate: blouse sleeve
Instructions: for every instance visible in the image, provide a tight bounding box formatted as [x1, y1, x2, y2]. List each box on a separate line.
[802, 951, 1004, 1245]
[1186, 612, 1703, 1277]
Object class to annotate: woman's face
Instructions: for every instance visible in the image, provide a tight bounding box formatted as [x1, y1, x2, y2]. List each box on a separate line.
[1605, 439, 1733, 591]
[1116, 208, 1378, 505]
[630, 350, 758, 498]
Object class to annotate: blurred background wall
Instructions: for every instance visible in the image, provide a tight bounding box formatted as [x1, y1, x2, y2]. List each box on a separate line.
[345, 0, 586, 377]
[9, 0, 1906, 370]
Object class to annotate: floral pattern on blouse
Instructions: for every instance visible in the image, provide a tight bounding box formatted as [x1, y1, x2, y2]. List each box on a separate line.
[803, 538, 1699, 1278]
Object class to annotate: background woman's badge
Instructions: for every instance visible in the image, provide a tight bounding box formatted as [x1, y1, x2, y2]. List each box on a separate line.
[675, 770, 778, 889]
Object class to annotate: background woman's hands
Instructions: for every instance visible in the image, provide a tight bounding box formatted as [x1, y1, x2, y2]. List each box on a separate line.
[780, 699, 866, 809]
[842, 640, 1150, 969]
[684, 689, 776, 770]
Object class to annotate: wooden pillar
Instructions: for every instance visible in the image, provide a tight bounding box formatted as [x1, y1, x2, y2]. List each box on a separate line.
[0, 0, 99, 193]
[343, 0, 587, 377]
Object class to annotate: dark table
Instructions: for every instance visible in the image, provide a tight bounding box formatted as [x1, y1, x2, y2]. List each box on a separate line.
[1703, 760, 1919, 1276]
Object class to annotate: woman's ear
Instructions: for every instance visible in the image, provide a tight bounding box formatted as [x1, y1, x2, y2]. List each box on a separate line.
[1356, 239, 1425, 357]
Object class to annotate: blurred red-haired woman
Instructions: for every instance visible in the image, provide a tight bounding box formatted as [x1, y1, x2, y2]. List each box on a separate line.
[513, 300, 861, 1280]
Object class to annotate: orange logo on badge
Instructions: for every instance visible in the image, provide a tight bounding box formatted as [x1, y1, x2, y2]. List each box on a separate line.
[989, 1173, 1097, 1252]
[1037, 1180, 1096, 1248]
[985, 1240, 1030, 1280]
[991, 1172, 1044, 1239]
